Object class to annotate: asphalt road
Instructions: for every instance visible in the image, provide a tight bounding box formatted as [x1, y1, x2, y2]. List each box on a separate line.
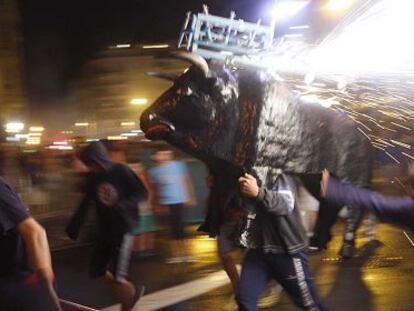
[52, 223, 414, 311]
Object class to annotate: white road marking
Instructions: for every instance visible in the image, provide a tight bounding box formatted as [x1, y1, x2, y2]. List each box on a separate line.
[101, 267, 240, 311]
[60, 299, 98, 311]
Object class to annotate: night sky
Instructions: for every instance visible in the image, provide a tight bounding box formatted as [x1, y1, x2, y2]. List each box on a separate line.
[20, 1, 267, 104]
[19, 0, 329, 112]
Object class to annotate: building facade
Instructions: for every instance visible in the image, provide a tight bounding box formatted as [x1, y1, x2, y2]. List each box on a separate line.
[0, 0, 26, 122]
[72, 44, 187, 138]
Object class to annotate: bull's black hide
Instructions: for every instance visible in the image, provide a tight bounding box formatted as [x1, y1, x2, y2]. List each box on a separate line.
[140, 54, 373, 235]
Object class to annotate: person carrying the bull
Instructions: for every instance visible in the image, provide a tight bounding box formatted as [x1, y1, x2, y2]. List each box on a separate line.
[205, 172, 283, 310]
[236, 171, 326, 311]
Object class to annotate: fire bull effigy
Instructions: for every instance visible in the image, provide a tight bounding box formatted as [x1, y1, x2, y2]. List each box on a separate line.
[139, 51, 373, 236]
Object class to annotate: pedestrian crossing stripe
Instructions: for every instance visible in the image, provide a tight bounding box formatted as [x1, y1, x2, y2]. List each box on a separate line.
[102, 267, 238, 311]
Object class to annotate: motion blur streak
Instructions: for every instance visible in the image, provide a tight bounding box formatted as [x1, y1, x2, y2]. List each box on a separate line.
[263, 0, 414, 163]
[309, 0, 414, 76]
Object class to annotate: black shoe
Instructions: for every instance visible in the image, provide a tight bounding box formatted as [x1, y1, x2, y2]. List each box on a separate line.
[339, 242, 356, 259]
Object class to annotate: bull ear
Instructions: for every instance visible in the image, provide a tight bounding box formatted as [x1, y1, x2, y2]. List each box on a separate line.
[147, 72, 178, 82]
[168, 51, 209, 78]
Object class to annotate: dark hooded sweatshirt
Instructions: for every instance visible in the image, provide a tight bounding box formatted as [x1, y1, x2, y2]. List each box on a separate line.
[66, 142, 148, 241]
[237, 173, 308, 255]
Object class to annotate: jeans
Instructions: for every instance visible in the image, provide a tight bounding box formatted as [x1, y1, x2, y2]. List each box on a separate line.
[237, 250, 326, 311]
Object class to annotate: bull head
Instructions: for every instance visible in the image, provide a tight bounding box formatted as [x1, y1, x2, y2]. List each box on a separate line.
[140, 51, 242, 170]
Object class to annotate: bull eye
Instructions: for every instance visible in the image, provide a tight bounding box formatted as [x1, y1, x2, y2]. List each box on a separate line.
[177, 86, 193, 96]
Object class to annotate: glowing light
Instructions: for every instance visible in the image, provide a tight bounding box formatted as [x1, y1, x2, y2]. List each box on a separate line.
[309, 0, 414, 75]
[271, 1, 310, 21]
[283, 33, 303, 39]
[304, 73, 316, 85]
[47, 145, 73, 150]
[301, 94, 320, 104]
[130, 98, 148, 105]
[142, 44, 169, 49]
[5, 122, 24, 133]
[29, 126, 44, 132]
[321, 97, 340, 108]
[326, 0, 353, 11]
[116, 44, 131, 48]
[53, 141, 68, 145]
[15, 134, 29, 139]
[75, 122, 89, 127]
[121, 121, 136, 127]
[26, 139, 41, 145]
[6, 137, 19, 142]
[289, 25, 310, 30]
[29, 132, 42, 137]
[107, 136, 128, 140]
[121, 132, 138, 137]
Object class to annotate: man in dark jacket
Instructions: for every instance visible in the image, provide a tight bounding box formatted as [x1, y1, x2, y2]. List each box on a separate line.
[0, 176, 61, 311]
[236, 173, 325, 311]
[66, 141, 148, 311]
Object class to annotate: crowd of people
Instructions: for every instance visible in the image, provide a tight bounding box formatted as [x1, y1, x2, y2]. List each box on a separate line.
[0, 140, 206, 311]
[1, 139, 414, 311]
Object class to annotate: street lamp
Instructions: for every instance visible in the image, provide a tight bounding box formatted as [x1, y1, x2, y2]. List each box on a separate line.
[29, 126, 44, 132]
[271, 0, 310, 22]
[75, 122, 89, 127]
[121, 121, 136, 127]
[5, 122, 25, 133]
[130, 98, 148, 105]
[268, 0, 310, 45]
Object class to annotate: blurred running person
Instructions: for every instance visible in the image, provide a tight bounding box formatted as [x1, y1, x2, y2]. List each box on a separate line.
[66, 141, 148, 311]
[149, 148, 196, 263]
[0, 176, 61, 311]
[321, 169, 414, 231]
[130, 162, 156, 258]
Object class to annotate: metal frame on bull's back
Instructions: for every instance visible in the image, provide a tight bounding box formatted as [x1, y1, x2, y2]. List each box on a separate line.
[177, 7, 277, 68]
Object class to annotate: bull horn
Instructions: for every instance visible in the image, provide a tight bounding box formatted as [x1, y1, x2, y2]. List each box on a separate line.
[169, 51, 209, 77]
[147, 72, 178, 82]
